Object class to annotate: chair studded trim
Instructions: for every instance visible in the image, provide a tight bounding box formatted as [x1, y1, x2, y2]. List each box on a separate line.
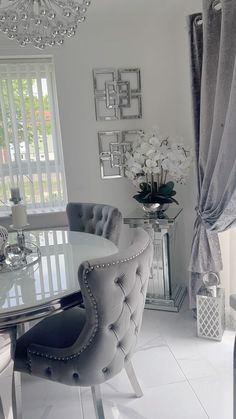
[15, 228, 153, 388]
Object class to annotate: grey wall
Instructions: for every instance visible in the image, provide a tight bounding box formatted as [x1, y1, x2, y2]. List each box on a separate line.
[0, 0, 202, 286]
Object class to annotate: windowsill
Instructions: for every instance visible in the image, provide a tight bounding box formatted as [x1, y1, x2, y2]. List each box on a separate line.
[26, 206, 66, 215]
[0, 207, 68, 231]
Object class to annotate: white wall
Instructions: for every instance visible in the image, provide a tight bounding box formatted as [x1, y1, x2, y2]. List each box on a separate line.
[0, 0, 202, 285]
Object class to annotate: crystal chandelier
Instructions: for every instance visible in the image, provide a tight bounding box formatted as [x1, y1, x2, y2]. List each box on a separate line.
[0, 0, 91, 49]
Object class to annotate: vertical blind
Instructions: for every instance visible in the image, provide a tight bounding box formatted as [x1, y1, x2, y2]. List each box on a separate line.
[2, 231, 70, 309]
[0, 57, 67, 212]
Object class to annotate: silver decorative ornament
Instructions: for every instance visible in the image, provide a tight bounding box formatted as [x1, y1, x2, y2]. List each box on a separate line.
[0, 0, 91, 49]
[0, 225, 8, 244]
[0, 225, 8, 262]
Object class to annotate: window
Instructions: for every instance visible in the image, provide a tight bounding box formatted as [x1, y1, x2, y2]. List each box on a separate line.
[0, 57, 67, 213]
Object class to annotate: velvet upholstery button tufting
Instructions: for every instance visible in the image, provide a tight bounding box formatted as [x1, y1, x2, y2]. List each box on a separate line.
[14, 224, 152, 398]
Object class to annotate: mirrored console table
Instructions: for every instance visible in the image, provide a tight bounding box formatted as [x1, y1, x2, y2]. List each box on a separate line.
[124, 207, 187, 312]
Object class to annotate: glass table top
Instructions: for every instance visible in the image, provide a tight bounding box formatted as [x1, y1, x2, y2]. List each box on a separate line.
[0, 230, 118, 319]
[124, 206, 183, 224]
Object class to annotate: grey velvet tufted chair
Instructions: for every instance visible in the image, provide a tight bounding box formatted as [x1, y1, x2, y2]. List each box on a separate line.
[66, 202, 122, 246]
[14, 228, 153, 418]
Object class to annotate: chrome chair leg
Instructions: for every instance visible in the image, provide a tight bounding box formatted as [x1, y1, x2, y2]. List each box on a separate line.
[0, 369, 14, 419]
[91, 385, 105, 419]
[17, 323, 30, 338]
[234, 336, 236, 419]
[13, 372, 22, 419]
[125, 361, 143, 398]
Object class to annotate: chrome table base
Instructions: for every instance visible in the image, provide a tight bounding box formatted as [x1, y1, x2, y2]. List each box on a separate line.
[0, 328, 23, 419]
[0, 328, 16, 419]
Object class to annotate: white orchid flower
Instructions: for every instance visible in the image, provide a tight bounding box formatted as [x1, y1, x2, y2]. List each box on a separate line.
[140, 143, 150, 153]
[124, 127, 192, 188]
[152, 166, 161, 174]
[136, 176, 146, 185]
[142, 167, 150, 174]
[132, 162, 142, 169]
[149, 136, 161, 148]
[145, 159, 157, 168]
[131, 167, 143, 175]
[161, 160, 170, 171]
[125, 170, 135, 180]
[133, 152, 145, 165]
[153, 151, 162, 161]
[146, 148, 156, 157]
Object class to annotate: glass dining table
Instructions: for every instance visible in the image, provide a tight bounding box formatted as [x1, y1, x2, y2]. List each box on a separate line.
[0, 230, 118, 419]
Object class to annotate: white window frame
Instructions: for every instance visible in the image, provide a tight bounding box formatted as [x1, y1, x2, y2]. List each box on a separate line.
[0, 56, 67, 216]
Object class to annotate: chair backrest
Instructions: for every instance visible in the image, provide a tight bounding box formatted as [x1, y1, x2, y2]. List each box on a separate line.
[26, 228, 152, 388]
[66, 202, 122, 246]
[75, 227, 153, 386]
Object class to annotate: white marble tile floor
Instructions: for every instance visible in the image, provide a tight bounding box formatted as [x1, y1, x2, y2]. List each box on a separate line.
[21, 299, 235, 419]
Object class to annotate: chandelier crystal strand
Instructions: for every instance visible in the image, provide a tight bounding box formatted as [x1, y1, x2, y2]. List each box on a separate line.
[0, 0, 91, 49]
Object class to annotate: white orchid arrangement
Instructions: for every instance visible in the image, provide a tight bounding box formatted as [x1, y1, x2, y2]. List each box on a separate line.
[125, 129, 192, 205]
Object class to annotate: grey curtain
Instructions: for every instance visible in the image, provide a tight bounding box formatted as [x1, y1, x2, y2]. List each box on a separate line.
[188, 0, 236, 308]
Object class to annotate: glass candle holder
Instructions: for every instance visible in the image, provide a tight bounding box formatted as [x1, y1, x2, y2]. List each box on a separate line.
[5, 244, 26, 268]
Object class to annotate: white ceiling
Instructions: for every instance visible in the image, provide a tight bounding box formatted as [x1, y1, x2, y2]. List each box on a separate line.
[0, 0, 202, 49]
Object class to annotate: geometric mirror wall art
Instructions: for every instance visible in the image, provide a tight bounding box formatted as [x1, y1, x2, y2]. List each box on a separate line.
[98, 130, 143, 179]
[93, 68, 142, 121]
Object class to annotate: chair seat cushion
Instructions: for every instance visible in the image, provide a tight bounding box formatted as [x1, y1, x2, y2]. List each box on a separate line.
[15, 307, 86, 373]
